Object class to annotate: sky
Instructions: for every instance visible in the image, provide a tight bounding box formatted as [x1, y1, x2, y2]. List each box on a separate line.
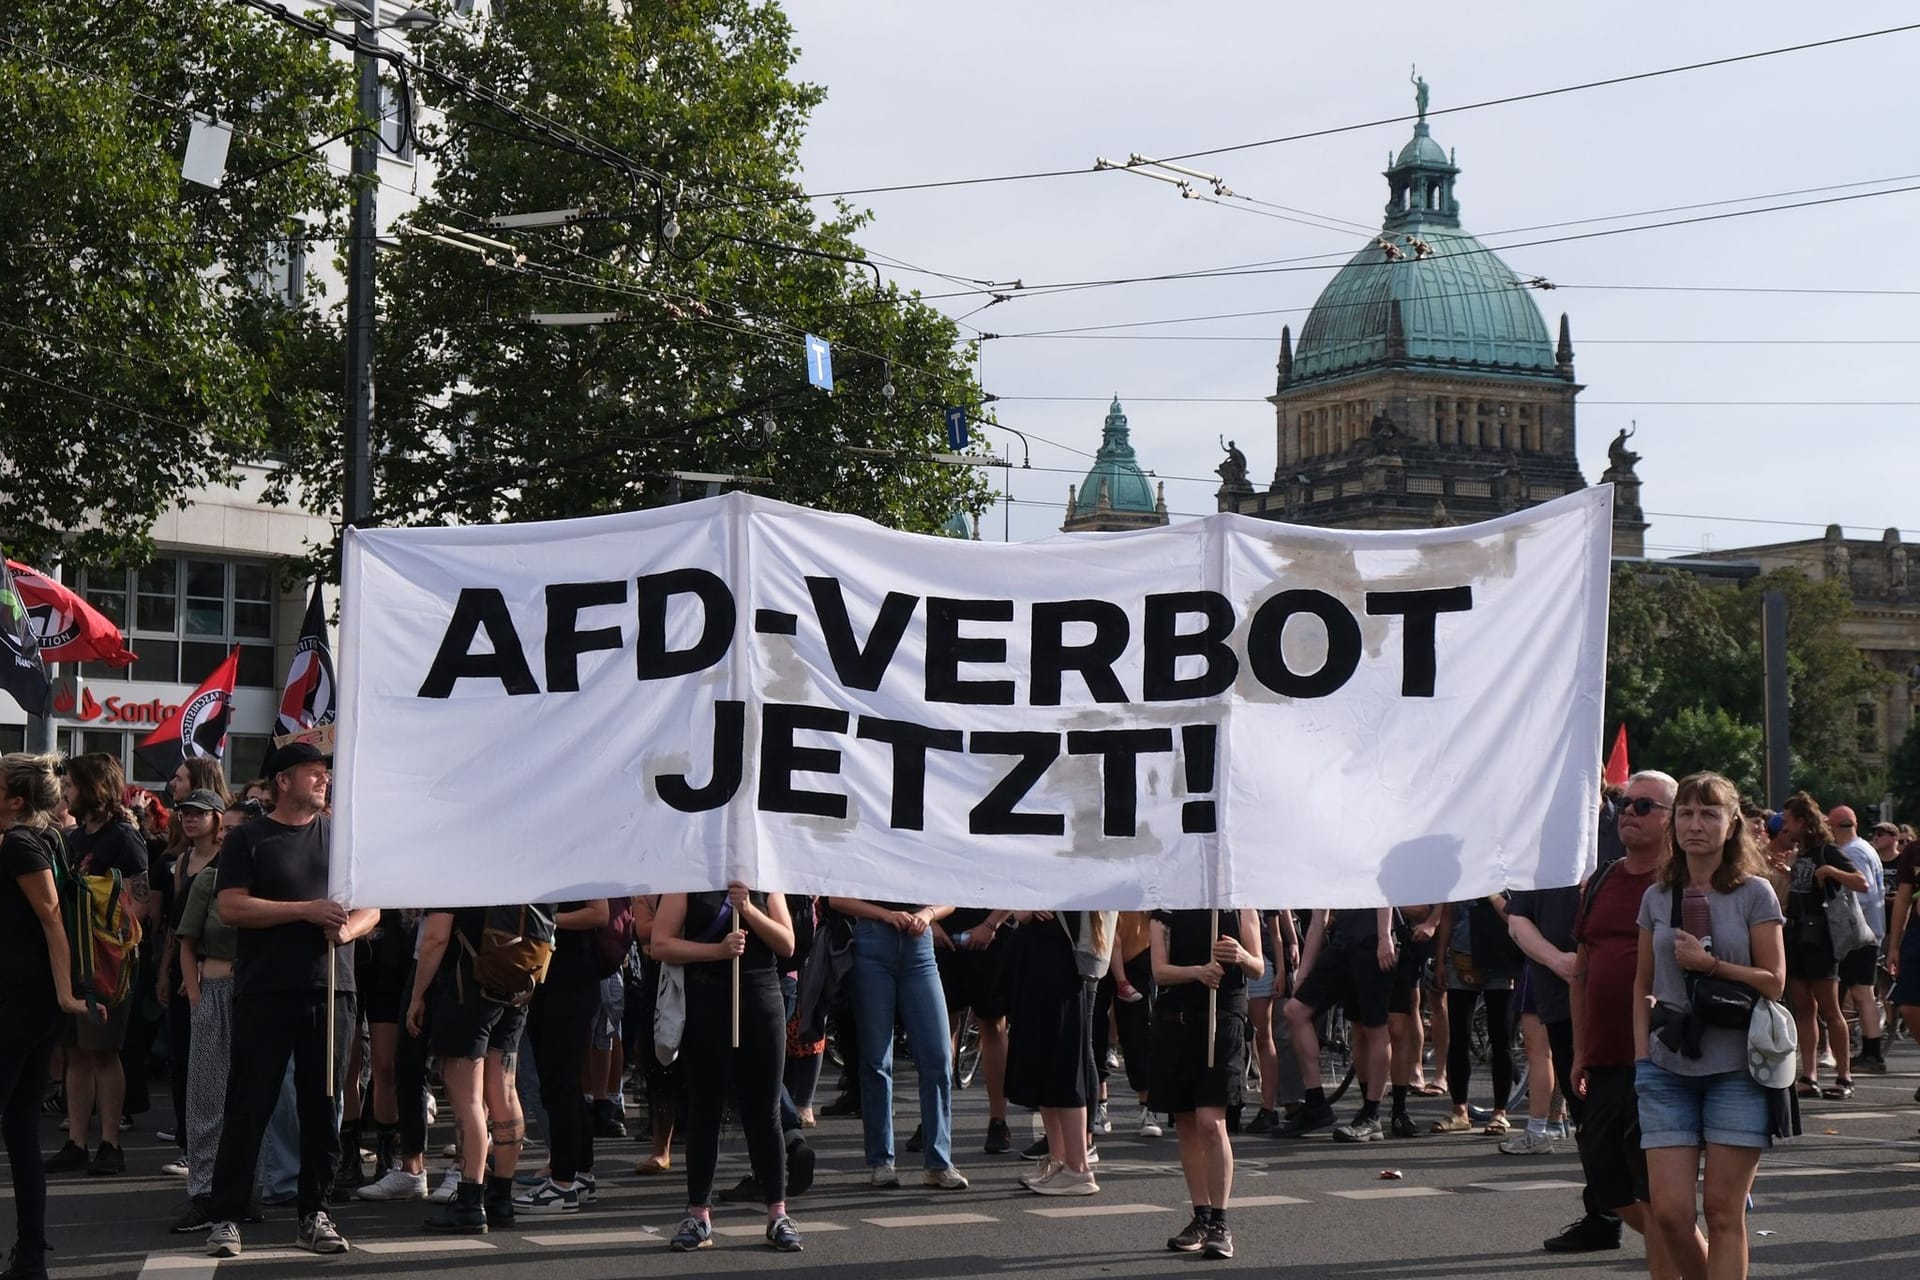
[779, 2, 1920, 552]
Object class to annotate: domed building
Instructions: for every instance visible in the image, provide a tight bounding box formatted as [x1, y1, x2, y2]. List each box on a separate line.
[1218, 81, 1645, 556]
[1063, 396, 1168, 532]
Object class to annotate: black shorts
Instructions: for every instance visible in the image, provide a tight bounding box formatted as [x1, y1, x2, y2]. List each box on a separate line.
[1837, 943, 1879, 989]
[431, 985, 527, 1061]
[1149, 1007, 1246, 1115]
[1577, 1064, 1648, 1211]
[937, 934, 1013, 1021]
[1786, 939, 1837, 983]
[1388, 948, 1425, 1016]
[1294, 942, 1392, 1028]
[363, 957, 412, 1026]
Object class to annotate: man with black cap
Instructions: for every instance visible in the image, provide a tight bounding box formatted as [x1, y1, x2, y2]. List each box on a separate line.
[204, 742, 378, 1258]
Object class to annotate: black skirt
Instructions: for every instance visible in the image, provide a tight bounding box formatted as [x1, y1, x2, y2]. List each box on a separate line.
[1002, 921, 1096, 1110]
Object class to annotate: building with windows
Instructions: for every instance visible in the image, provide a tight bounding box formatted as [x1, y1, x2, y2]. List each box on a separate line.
[1061, 398, 1168, 533]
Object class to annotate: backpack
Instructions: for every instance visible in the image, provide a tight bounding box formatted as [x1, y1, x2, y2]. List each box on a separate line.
[47, 826, 144, 1011]
[457, 904, 556, 1008]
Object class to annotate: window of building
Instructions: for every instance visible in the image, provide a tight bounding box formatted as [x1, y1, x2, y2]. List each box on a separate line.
[379, 78, 414, 163]
[77, 558, 278, 689]
[0, 725, 23, 755]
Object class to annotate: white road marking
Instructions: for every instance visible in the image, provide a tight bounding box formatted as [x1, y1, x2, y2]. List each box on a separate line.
[522, 1229, 665, 1246]
[1467, 1179, 1586, 1192]
[1024, 1203, 1174, 1219]
[1816, 1111, 1898, 1120]
[711, 1220, 848, 1238]
[1226, 1195, 1312, 1207]
[135, 1256, 219, 1280]
[353, 1239, 498, 1254]
[1751, 1166, 1844, 1178]
[861, 1212, 1000, 1228]
[1326, 1186, 1453, 1200]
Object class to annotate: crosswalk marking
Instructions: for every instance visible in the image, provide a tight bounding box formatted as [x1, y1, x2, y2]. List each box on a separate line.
[1025, 1203, 1174, 1219]
[1467, 1180, 1585, 1192]
[861, 1212, 1000, 1228]
[1751, 1166, 1844, 1178]
[712, 1220, 848, 1238]
[520, 1229, 663, 1247]
[1817, 1111, 1897, 1121]
[354, 1238, 498, 1254]
[1228, 1194, 1311, 1208]
[136, 1256, 218, 1279]
[1326, 1186, 1452, 1200]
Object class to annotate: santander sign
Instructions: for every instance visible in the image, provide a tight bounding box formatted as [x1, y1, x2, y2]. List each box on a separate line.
[51, 684, 183, 726]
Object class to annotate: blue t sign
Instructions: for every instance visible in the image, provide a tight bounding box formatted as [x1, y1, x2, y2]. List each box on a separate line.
[944, 406, 969, 450]
[804, 333, 833, 392]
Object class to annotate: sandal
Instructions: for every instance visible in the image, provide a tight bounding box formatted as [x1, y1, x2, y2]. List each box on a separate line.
[1821, 1079, 1854, 1101]
[632, 1156, 672, 1175]
[1430, 1114, 1473, 1134]
[1482, 1114, 1512, 1134]
[1411, 1082, 1447, 1097]
[1794, 1077, 1819, 1099]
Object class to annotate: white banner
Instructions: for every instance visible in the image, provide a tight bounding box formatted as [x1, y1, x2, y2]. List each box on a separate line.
[334, 488, 1611, 910]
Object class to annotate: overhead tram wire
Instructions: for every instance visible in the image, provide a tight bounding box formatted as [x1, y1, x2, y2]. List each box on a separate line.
[703, 22, 1920, 207]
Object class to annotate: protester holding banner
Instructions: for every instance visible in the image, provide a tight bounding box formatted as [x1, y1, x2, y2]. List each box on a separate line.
[203, 742, 372, 1259]
[829, 896, 968, 1193]
[514, 898, 609, 1216]
[1150, 907, 1262, 1260]
[651, 886, 802, 1253]
[1, 753, 94, 1280]
[1632, 772, 1787, 1280]
[44, 753, 149, 1179]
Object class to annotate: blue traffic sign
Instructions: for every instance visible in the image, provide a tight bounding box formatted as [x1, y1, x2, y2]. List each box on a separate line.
[944, 406, 969, 450]
[804, 333, 833, 391]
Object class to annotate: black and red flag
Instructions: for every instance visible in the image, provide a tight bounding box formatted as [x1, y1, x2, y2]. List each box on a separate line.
[136, 647, 239, 778]
[274, 582, 335, 738]
[4, 560, 136, 667]
[0, 555, 52, 717]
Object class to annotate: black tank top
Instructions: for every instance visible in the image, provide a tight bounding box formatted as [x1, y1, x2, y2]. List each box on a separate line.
[1152, 909, 1249, 1017]
[682, 891, 776, 981]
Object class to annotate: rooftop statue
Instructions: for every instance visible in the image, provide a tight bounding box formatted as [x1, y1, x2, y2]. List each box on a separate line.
[1411, 67, 1429, 121]
[1607, 425, 1640, 472]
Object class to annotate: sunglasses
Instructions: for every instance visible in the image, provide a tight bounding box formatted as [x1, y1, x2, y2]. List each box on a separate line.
[1833, 821, 1855, 829]
[1618, 797, 1671, 817]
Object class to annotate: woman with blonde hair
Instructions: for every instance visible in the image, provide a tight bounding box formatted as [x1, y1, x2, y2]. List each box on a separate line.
[1, 753, 94, 1279]
[1633, 771, 1787, 1280]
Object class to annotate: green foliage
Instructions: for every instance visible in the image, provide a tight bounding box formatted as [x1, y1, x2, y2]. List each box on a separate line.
[1606, 565, 1888, 805]
[277, 0, 989, 549]
[0, 4, 350, 567]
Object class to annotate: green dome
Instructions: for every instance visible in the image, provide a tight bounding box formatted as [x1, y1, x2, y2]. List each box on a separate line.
[1075, 398, 1157, 513]
[1290, 119, 1559, 388]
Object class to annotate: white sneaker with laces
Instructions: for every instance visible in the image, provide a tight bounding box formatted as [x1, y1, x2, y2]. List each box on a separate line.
[1499, 1128, 1556, 1156]
[1031, 1166, 1098, 1197]
[1019, 1158, 1061, 1190]
[160, 1157, 190, 1177]
[923, 1165, 969, 1191]
[869, 1164, 900, 1189]
[1137, 1106, 1163, 1138]
[357, 1168, 428, 1201]
[428, 1166, 462, 1204]
[205, 1221, 241, 1258]
[297, 1210, 349, 1254]
[1091, 1101, 1112, 1134]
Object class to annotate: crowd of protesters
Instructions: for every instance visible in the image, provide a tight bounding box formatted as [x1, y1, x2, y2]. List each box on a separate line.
[3, 743, 1917, 1276]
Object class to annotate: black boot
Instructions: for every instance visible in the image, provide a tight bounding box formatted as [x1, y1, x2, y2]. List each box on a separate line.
[333, 1123, 364, 1194]
[1, 1244, 49, 1280]
[483, 1176, 516, 1230]
[424, 1182, 487, 1234]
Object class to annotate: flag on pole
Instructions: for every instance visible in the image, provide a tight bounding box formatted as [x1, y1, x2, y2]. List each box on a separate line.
[4, 560, 136, 667]
[136, 647, 239, 778]
[275, 582, 336, 738]
[0, 557, 52, 717]
[1603, 723, 1631, 787]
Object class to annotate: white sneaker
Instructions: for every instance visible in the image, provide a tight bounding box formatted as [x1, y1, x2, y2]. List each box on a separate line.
[160, 1157, 190, 1177]
[1499, 1128, 1556, 1156]
[1031, 1166, 1098, 1197]
[924, 1165, 969, 1191]
[1091, 1101, 1112, 1134]
[1086, 1142, 1099, 1166]
[869, 1164, 900, 1189]
[1137, 1106, 1163, 1138]
[1019, 1158, 1061, 1190]
[425, 1095, 439, 1124]
[357, 1168, 428, 1201]
[428, 1166, 462, 1203]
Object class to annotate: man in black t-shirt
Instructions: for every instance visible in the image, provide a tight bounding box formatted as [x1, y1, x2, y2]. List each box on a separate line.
[203, 742, 378, 1260]
[1275, 908, 1397, 1141]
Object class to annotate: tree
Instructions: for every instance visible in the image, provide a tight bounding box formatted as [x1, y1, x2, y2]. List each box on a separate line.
[1605, 565, 1887, 804]
[0, 4, 350, 567]
[276, 0, 988, 546]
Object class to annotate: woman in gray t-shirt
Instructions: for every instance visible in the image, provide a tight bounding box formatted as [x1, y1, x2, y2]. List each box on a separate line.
[1630, 771, 1787, 1280]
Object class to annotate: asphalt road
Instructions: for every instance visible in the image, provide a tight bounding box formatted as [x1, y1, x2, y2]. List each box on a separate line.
[21, 1042, 1920, 1280]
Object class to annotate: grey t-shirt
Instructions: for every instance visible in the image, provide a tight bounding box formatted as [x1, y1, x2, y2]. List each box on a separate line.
[1637, 876, 1785, 1077]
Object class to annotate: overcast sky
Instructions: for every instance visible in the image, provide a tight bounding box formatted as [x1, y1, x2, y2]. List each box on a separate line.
[780, 2, 1920, 552]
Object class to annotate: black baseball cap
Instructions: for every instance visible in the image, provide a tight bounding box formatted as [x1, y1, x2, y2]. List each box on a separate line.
[178, 788, 225, 813]
[262, 741, 331, 780]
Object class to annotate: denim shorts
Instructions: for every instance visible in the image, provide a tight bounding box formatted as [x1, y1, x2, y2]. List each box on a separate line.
[1247, 950, 1277, 1000]
[1633, 1058, 1770, 1150]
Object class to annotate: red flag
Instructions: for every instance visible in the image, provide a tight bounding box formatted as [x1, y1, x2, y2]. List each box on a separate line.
[4, 560, 136, 667]
[136, 647, 239, 779]
[1603, 724, 1630, 787]
[275, 582, 336, 737]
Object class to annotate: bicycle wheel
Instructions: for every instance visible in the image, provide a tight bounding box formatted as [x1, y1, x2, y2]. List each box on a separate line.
[953, 1011, 982, 1090]
[1318, 1008, 1354, 1095]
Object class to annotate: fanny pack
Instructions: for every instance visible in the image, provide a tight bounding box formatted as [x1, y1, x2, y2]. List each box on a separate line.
[1670, 887, 1757, 1033]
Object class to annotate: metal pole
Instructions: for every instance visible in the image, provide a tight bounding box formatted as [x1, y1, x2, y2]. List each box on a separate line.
[342, 20, 379, 529]
[1761, 589, 1790, 807]
[26, 564, 61, 753]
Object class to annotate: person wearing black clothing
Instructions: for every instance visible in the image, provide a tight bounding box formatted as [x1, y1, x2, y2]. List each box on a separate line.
[1, 754, 92, 1280]
[933, 907, 1014, 1153]
[1769, 791, 1868, 1099]
[514, 899, 608, 1215]
[44, 753, 148, 1179]
[1276, 908, 1399, 1141]
[1505, 885, 1583, 1154]
[203, 742, 375, 1259]
[350, 910, 423, 1200]
[653, 886, 802, 1253]
[1150, 908, 1262, 1260]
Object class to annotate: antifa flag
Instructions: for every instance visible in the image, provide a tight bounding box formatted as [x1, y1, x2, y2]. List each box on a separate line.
[136, 647, 239, 778]
[275, 582, 336, 738]
[4, 560, 137, 667]
[0, 557, 52, 717]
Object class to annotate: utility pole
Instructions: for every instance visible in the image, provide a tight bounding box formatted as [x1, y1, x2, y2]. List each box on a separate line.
[1761, 589, 1791, 806]
[342, 13, 379, 529]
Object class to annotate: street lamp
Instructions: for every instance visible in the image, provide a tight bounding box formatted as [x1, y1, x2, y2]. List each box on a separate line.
[336, 1, 442, 530]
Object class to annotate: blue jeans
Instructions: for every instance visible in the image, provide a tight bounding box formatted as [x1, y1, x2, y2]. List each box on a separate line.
[851, 920, 953, 1170]
[256, 1061, 300, 1200]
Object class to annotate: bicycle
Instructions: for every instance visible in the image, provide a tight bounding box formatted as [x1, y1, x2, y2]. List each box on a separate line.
[953, 1010, 983, 1089]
